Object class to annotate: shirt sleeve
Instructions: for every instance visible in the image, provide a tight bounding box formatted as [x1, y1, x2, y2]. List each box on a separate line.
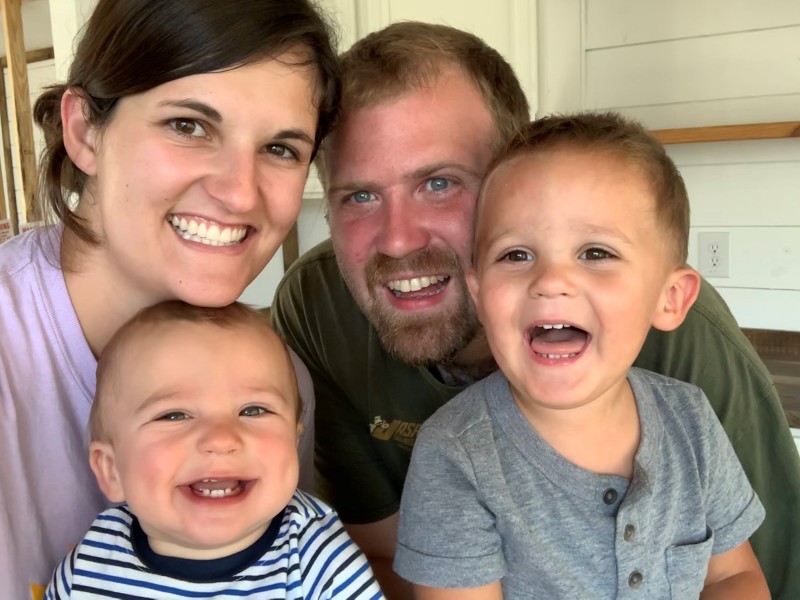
[636, 278, 800, 599]
[44, 548, 75, 599]
[394, 423, 504, 588]
[697, 393, 766, 555]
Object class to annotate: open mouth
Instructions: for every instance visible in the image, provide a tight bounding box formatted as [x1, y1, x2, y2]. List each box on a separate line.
[386, 275, 450, 298]
[168, 215, 249, 247]
[188, 478, 251, 499]
[528, 323, 590, 359]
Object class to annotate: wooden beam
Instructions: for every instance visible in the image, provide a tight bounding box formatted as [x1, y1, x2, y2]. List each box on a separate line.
[282, 223, 300, 271]
[0, 46, 54, 69]
[651, 121, 800, 145]
[1, 0, 40, 223]
[0, 71, 17, 234]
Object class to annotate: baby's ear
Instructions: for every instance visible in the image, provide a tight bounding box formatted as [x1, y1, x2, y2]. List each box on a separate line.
[466, 266, 481, 312]
[651, 267, 701, 332]
[89, 441, 125, 504]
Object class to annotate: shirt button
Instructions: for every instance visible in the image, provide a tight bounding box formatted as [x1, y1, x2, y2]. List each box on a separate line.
[623, 523, 636, 542]
[602, 488, 618, 504]
[628, 571, 643, 589]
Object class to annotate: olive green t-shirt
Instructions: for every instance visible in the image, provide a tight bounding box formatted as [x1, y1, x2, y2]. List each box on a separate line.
[272, 238, 800, 600]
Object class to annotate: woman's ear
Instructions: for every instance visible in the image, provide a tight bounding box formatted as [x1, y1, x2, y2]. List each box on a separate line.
[651, 267, 702, 332]
[89, 441, 125, 504]
[61, 89, 98, 177]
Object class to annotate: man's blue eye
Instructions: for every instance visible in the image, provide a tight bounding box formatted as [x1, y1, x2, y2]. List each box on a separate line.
[426, 178, 450, 192]
[350, 190, 375, 204]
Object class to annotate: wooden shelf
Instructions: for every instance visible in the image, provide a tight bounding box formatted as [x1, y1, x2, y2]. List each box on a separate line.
[650, 121, 800, 145]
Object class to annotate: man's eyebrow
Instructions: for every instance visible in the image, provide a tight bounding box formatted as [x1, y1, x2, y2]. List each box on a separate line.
[159, 99, 223, 123]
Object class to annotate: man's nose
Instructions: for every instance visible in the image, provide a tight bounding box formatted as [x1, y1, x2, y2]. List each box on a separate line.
[374, 197, 432, 259]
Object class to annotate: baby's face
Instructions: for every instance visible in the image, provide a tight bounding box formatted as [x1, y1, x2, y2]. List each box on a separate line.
[94, 321, 300, 559]
[468, 149, 676, 413]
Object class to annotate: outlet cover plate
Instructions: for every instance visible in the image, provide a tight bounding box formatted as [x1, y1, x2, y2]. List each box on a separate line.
[698, 231, 730, 278]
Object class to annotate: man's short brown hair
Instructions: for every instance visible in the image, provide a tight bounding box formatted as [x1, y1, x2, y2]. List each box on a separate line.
[317, 21, 530, 184]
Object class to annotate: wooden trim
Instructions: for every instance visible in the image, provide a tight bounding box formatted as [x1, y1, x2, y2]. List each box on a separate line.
[1, 0, 40, 223]
[282, 223, 299, 271]
[0, 46, 54, 69]
[650, 122, 800, 145]
[0, 72, 16, 233]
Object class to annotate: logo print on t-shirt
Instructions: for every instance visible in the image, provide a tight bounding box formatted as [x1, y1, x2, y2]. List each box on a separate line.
[369, 416, 421, 449]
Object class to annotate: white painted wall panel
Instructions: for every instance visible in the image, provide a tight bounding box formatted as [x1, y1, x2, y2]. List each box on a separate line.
[586, 26, 800, 110]
[585, 0, 800, 48]
[712, 287, 800, 331]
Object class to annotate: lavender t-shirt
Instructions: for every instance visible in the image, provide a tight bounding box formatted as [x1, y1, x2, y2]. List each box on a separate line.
[0, 227, 106, 599]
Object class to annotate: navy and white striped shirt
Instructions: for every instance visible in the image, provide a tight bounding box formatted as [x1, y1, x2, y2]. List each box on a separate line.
[45, 491, 384, 599]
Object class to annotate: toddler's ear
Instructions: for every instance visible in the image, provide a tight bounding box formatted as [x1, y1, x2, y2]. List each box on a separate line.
[61, 89, 99, 177]
[89, 441, 126, 504]
[651, 267, 701, 332]
[466, 266, 481, 312]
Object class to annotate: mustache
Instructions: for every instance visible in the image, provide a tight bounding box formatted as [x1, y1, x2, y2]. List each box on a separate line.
[365, 247, 464, 289]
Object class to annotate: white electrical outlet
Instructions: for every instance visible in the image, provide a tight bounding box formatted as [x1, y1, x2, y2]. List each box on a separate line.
[697, 232, 730, 278]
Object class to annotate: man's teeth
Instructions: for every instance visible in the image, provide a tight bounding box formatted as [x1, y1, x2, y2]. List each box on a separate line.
[386, 275, 447, 293]
[169, 216, 247, 246]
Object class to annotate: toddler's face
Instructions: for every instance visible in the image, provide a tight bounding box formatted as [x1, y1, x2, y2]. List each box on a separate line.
[92, 321, 300, 559]
[468, 149, 676, 414]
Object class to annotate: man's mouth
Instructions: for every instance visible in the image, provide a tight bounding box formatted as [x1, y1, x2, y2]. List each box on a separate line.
[168, 215, 249, 247]
[528, 323, 590, 359]
[188, 478, 250, 499]
[386, 275, 450, 298]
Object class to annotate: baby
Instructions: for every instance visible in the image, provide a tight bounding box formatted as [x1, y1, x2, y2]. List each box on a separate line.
[394, 112, 768, 599]
[46, 301, 383, 599]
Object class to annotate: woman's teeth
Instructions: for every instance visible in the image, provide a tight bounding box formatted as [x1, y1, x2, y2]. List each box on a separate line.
[169, 216, 247, 246]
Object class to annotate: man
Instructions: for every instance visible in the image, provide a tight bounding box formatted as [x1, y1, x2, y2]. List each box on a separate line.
[272, 21, 800, 600]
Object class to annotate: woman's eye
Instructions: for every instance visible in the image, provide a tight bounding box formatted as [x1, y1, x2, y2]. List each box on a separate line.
[580, 247, 615, 261]
[156, 411, 187, 422]
[350, 190, 376, 204]
[425, 177, 450, 192]
[170, 118, 207, 138]
[500, 249, 533, 262]
[240, 406, 268, 417]
[267, 144, 297, 160]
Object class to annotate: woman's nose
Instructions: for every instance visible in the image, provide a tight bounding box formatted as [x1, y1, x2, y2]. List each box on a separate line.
[203, 148, 259, 213]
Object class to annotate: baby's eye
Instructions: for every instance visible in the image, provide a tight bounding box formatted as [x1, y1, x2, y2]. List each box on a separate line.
[350, 190, 376, 204]
[580, 247, 615, 261]
[169, 118, 207, 138]
[425, 177, 450, 192]
[156, 411, 188, 422]
[240, 406, 268, 418]
[499, 249, 533, 262]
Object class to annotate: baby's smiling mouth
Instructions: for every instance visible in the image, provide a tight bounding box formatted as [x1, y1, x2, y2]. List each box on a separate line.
[528, 323, 590, 359]
[188, 478, 250, 498]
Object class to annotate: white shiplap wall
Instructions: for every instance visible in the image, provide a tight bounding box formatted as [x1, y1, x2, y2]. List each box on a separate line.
[540, 0, 800, 331]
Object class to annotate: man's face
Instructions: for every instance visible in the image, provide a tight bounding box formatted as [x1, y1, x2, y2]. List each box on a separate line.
[324, 70, 497, 365]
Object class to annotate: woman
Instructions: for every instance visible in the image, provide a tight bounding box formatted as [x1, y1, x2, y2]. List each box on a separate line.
[0, 0, 340, 595]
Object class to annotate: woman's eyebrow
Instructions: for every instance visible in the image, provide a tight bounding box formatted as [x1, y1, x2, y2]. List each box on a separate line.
[275, 129, 315, 147]
[159, 99, 223, 123]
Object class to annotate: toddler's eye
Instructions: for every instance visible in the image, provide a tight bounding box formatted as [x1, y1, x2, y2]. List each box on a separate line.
[500, 249, 533, 262]
[240, 406, 268, 417]
[580, 247, 615, 260]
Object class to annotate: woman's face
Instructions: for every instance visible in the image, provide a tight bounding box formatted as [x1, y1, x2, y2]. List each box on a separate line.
[76, 55, 318, 306]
